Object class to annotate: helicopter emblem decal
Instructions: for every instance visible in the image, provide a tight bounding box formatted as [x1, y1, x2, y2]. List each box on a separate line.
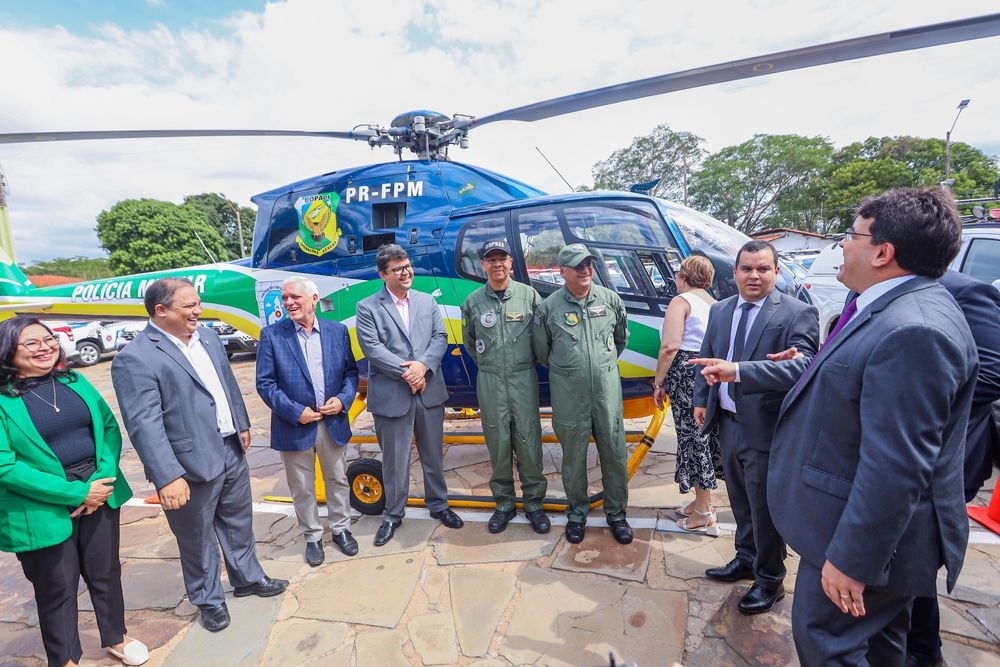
[295, 191, 342, 257]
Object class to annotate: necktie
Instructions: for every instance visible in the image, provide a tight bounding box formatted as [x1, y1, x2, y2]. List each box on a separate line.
[726, 302, 755, 402]
[821, 297, 858, 349]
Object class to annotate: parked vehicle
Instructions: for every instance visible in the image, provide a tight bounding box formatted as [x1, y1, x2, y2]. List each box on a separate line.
[805, 223, 1000, 341]
[202, 321, 258, 358]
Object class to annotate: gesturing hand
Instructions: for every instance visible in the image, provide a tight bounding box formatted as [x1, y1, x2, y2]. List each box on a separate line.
[688, 357, 737, 385]
[766, 346, 803, 362]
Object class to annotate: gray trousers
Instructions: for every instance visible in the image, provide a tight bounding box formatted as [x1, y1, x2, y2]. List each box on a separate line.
[719, 412, 785, 587]
[280, 421, 351, 541]
[163, 435, 265, 609]
[374, 398, 448, 523]
[793, 559, 912, 666]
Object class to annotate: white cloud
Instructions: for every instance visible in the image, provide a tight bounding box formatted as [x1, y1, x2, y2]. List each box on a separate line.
[1, 0, 998, 262]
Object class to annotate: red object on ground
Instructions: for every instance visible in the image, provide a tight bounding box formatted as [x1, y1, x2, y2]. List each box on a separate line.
[968, 485, 1000, 535]
[144, 493, 162, 505]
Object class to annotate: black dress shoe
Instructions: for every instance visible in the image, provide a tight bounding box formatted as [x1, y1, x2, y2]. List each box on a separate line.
[488, 509, 517, 533]
[737, 583, 785, 615]
[526, 509, 551, 534]
[332, 530, 359, 556]
[565, 521, 586, 544]
[430, 508, 465, 529]
[607, 519, 634, 545]
[233, 575, 288, 598]
[905, 654, 946, 667]
[199, 603, 230, 632]
[374, 520, 399, 546]
[304, 540, 325, 567]
[705, 558, 755, 582]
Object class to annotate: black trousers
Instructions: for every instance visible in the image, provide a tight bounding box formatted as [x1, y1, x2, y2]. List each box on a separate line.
[906, 596, 943, 661]
[17, 504, 126, 667]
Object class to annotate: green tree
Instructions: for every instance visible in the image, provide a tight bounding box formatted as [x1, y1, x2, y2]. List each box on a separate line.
[22, 256, 113, 280]
[689, 134, 834, 234]
[182, 193, 255, 259]
[824, 136, 999, 229]
[590, 124, 705, 202]
[96, 199, 229, 274]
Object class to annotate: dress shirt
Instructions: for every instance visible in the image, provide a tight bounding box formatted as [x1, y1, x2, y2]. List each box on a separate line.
[295, 318, 326, 408]
[150, 321, 236, 436]
[393, 292, 410, 334]
[721, 294, 767, 413]
[855, 274, 917, 315]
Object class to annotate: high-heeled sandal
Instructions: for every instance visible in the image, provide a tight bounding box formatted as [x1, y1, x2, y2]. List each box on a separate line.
[676, 508, 720, 537]
[674, 499, 717, 519]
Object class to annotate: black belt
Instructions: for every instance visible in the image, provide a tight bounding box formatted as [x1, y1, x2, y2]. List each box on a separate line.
[223, 433, 240, 444]
[722, 410, 739, 422]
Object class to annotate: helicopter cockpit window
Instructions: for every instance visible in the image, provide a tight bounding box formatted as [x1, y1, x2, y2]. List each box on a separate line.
[456, 214, 508, 281]
[564, 201, 673, 249]
[516, 208, 566, 293]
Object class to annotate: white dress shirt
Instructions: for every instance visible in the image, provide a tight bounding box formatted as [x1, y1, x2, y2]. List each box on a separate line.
[151, 321, 236, 436]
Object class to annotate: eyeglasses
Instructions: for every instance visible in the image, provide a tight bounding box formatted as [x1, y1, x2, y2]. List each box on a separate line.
[385, 264, 413, 276]
[566, 260, 594, 272]
[842, 228, 875, 239]
[19, 336, 60, 352]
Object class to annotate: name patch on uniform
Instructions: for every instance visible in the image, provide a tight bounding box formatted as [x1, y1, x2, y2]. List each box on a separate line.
[505, 312, 524, 322]
[564, 312, 579, 326]
[587, 305, 607, 317]
[481, 311, 497, 328]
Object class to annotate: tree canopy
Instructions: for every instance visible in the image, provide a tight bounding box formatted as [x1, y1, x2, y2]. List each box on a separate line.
[590, 124, 705, 202]
[96, 199, 230, 274]
[22, 256, 113, 280]
[183, 193, 255, 259]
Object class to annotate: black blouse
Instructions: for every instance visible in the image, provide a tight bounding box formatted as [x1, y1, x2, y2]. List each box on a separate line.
[21, 377, 96, 469]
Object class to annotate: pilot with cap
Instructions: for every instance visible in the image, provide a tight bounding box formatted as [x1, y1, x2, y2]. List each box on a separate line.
[462, 239, 550, 534]
[532, 243, 632, 545]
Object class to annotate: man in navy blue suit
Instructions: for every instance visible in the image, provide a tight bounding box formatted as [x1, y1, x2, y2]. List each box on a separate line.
[257, 277, 359, 566]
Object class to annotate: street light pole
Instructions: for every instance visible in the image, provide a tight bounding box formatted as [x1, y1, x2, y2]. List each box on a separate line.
[945, 98, 971, 181]
[218, 193, 247, 258]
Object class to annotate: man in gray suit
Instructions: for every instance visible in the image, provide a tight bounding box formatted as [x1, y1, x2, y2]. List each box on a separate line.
[356, 244, 463, 546]
[696, 188, 978, 665]
[692, 240, 819, 615]
[112, 278, 287, 633]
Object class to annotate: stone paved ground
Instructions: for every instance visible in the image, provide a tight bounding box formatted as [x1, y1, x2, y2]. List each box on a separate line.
[1, 355, 998, 666]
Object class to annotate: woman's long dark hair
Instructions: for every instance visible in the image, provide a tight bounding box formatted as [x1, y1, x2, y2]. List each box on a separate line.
[0, 316, 75, 397]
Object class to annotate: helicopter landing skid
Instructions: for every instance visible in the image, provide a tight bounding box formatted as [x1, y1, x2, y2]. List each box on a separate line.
[262, 394, 667, 516]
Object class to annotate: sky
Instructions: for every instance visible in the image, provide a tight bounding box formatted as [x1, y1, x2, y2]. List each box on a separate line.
[1, 0, 999, 263]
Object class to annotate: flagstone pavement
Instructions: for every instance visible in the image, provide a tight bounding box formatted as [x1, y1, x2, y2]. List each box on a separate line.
[1, 355, 998, 666]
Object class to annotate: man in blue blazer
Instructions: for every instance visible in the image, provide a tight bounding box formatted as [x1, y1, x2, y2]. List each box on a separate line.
[698, 188, 977, 665]
[257, 277, 359, 566]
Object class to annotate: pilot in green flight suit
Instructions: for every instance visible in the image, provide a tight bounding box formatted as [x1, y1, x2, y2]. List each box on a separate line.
[462, 239, 550, 534]
[532, 243, 632, 545]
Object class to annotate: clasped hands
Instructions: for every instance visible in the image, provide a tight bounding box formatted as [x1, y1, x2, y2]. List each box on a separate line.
[400, 360, 428, 394]
[298, 397, 346, 424]
[70, 477, 116, 518]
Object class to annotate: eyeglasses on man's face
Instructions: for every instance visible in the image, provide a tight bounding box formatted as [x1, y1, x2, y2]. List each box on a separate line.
[19, 336, 60, 352]
[385, 264, 413, 276]
[842, 228, 874, 240]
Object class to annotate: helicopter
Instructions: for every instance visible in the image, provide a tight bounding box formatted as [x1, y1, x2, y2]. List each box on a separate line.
[1, 12, 999, 422]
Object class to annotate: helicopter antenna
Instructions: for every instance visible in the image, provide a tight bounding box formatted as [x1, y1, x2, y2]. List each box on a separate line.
[535, 147, 574, 192]
[190, 228, 222, 271]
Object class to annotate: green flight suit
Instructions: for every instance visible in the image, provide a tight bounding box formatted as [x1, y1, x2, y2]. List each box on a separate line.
[462, 281, 547, 512]
[532, 283, 629, 523]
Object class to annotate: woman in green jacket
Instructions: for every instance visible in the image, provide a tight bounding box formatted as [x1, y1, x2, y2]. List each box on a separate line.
[0, 316, 147, 667]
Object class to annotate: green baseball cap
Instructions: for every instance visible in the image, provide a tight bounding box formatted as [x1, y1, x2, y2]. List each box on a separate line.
[557, 243, 598, 268]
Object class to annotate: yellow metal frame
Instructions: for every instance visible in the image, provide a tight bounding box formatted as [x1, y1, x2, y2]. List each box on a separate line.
[263, 392, 667, 511]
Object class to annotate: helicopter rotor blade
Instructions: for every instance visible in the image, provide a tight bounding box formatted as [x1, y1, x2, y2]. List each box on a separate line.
[466, 12, 1000, 129]
[0, 128, 376, 145]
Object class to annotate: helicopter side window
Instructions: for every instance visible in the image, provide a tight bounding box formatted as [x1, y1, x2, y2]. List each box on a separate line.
[455, 214, 508, 282]
[516, 208, 566, 294]
[564, 201, 674, 249]
[591, 248, 650, 297]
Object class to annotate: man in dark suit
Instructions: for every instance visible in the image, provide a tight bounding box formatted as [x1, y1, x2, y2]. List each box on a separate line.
[905, 270, 1000, 667]
[701, 188, 977, 665]
[355, 244, 463, 546]
[692, 240, 819, 615]
[112, 278, 287, 633]
[256, 276, 359, 567]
